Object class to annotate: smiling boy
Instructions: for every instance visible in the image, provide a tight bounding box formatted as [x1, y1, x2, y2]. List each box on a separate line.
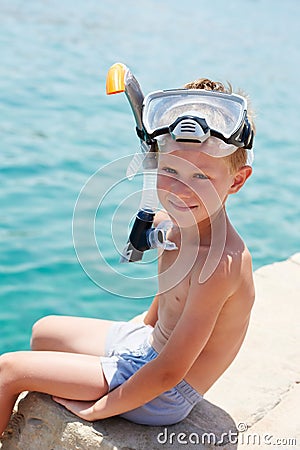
[0, 77, 255, 432]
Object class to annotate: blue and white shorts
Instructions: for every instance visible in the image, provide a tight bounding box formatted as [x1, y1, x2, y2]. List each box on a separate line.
[100, 321, 202, 426]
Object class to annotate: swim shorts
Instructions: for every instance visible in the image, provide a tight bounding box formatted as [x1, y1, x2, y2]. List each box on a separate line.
[100, 321, 202, 426]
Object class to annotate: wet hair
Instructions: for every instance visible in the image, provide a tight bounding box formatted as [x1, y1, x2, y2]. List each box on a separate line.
[184, 78, 256, 173]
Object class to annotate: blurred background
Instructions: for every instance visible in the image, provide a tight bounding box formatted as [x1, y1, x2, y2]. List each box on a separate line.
[1, 0, 299, 352]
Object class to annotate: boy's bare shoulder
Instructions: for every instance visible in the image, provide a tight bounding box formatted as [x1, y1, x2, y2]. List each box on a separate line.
[190, 225, 254, 304]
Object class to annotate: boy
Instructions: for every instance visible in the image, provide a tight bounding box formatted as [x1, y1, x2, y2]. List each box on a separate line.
[0, 77, 255, 431]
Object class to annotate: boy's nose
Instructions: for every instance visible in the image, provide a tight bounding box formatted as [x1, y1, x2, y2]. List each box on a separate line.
[170, 179, 194, 200]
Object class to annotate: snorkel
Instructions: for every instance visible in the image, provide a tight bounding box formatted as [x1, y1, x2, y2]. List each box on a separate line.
[106, 63, 175, 262]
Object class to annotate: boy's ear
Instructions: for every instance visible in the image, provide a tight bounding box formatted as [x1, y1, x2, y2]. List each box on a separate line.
[229, 166, 252, 194]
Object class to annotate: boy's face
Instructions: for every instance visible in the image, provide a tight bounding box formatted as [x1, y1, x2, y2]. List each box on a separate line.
[157, 143, 239, 228]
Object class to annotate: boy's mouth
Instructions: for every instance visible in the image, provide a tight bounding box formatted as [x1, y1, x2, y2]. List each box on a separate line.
[169, 199, 198, 212]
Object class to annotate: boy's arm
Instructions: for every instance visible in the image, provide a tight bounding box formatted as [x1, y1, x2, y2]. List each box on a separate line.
[74, 260, 233, 421]
[143, 294, 159, 326]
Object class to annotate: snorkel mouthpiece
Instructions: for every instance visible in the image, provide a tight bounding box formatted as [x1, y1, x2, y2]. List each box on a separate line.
[120, 211, 177, 263]
[121, 210, 155, 263]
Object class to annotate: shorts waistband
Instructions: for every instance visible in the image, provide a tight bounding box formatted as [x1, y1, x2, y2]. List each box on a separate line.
[175, 380, 202, 405]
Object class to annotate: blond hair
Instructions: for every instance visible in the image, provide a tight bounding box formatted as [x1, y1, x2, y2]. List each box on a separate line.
[184, 78, 255, 173]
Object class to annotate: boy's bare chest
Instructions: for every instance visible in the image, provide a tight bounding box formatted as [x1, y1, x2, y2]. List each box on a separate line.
[157, 248, 192, 299]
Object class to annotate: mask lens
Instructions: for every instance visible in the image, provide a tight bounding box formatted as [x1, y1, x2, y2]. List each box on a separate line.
[143, 90, 246, 139]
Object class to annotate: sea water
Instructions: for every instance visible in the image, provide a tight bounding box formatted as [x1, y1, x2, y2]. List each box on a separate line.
[1, 0, 300, 353]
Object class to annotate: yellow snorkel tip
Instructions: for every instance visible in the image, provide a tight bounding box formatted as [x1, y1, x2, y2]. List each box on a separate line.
[106, 62, 127, 95]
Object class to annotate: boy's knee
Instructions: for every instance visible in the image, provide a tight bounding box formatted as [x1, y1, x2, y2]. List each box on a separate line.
[0, 352, 29, 394]
[31, 315, 57, 350]
[0, 352, 17, 381]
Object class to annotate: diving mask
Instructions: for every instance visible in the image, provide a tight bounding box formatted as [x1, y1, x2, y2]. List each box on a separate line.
[141, 89, 254, 157]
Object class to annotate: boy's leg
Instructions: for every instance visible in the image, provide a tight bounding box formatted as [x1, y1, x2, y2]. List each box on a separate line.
[0, 350, 108, 435]
[31, 315, 116, 356]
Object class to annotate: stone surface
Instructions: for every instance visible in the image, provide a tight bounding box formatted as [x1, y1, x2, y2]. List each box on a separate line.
[1, 392, 237, 450]
[241, 383, 300, 449]
[1, 254, 299, 449]
[206, 254, 300, 447]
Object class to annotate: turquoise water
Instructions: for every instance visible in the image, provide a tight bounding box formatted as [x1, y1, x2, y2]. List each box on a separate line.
[1, 0, 300, 353]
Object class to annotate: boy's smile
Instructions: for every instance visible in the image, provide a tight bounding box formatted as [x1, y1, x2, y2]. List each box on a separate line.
[157, 147, 235, 228]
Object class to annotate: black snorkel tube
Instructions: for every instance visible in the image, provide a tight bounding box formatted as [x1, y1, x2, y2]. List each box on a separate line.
[106, 63, 161, 262]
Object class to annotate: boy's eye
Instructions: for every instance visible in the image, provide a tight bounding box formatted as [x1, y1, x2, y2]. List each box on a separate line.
[194, 173, 208, 180]
[160, 167, 209, 179]
[161, 167, 177, 174]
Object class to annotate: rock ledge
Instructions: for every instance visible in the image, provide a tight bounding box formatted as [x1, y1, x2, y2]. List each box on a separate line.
[1, 392, 237, 450]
